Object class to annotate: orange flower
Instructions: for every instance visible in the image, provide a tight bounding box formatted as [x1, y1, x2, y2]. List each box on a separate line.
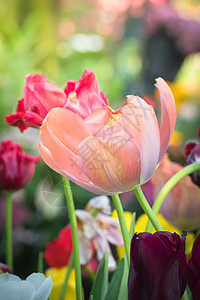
[39, 77, 176, 195]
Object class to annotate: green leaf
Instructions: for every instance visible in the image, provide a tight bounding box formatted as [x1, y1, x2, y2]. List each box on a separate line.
[89, 250, 108, 300]
[104, 258, 125, 300]
[118, 255, 129, 300]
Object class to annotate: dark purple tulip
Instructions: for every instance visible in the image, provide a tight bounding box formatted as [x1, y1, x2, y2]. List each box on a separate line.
[128, 231, 187, 300]
[185, 234, 200, 300]
[185, 128, 200, 187]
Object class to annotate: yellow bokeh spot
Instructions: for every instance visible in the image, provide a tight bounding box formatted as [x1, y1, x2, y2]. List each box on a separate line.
[170, 130, 183, 147]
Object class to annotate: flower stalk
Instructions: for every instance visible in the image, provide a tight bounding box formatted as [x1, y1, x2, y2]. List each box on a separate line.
[111, 194, 130, 266]
[62, 177, 82, 300]
[133, 186, 163, 232]
[5, 192, 13, 270]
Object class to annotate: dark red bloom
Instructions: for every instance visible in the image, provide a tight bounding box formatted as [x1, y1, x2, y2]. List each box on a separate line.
[0, 140, 40, 192]
[185, 234, 200, 300]
[6, 74, 66, 132]
[185, 128, 200, 187]
[128, 231, 187, 300]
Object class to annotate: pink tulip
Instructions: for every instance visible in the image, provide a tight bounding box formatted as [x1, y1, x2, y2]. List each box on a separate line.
[39, 77, 176, 195]
[64, 69, 108, 119]
[6, 70, 108, 132]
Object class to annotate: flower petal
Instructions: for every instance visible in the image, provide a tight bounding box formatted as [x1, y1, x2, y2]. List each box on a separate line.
[155, 77, 176, 162]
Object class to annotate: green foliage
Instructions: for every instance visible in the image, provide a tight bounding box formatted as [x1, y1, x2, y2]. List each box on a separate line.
[89, 250, 108, 300]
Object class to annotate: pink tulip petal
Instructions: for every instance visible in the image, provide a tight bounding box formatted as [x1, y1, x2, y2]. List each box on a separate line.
[41, 107, 92, 153]
[78, 136, 141, 193]
[120, 96, 160, 183]
[39, 142, 112, 195]
[155, 77, 176, 162]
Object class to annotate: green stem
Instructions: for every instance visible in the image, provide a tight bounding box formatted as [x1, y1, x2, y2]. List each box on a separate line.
[5, 192, 13, 270]
[181, 289, 189, 300]
[146, 162, 200, 233]
[59, 253, 74, 300]
[37, 251, 43, 273]
[133, 186, 163, 232]
[111, 194, 130, 267]
[62, 177, 82, 300]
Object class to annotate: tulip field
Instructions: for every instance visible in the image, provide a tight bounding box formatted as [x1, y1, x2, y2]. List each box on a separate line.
[0, 0, 200, 299]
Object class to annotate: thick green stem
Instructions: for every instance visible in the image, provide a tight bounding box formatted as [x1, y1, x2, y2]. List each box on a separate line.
[133, 186, 163, 232]
[111, 194, 130, 267]
[62, 177, 82, 300]
[59, 253, 74, 300]
[5, 193, 13, 270]
[146, 162, 200, 233]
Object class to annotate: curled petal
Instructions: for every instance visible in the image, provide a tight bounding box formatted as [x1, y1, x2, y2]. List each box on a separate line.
[155, 77, 176, 162]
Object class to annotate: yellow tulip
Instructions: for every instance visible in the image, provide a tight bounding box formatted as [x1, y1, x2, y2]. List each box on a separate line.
[45, 266, 84, 300]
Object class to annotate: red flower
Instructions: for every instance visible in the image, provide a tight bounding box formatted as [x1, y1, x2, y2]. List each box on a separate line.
[6, 70, 108, 132]
[128, 231, 187, 300]
[44, 225, 73, 268]
[0, 140, 40, 192]
[6, 74, 66, 132]
[185, 234, 200, 300]
[64, 69, 108, 119]
[44, 224, 98, 274]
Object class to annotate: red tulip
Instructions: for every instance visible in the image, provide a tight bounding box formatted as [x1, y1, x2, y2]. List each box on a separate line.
[6, 70, 108, 132]
[128, 231, 187, 300]
[44, 224, 98, 274]
[185, 234, 200, 300]
[39, 77, 176, 195]
[44, 225, 73, 268]
[0, 140, 40, 192]
[6, 74, 66, 132]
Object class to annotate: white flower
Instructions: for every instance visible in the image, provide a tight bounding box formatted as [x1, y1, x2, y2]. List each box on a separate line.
[76, 196, 124, 271]
[0, 272, 52, 300]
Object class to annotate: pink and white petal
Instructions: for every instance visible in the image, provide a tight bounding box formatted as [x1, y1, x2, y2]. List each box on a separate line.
[155, 77, 176, 162]
[98, 213, 124, 246]
[120, 97, 160, 183]
[75, 210, 97, 239]
[78, 231, 93, 265]
[86, 196, 111, 215]
[79, 136, 141, 193]
[93, 235, 116, 271]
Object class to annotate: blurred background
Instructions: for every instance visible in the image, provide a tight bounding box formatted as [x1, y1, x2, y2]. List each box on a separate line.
[0, 0, 200, 278]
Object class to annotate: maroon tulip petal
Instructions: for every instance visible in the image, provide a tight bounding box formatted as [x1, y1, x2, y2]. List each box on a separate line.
[128, 231, 187, 300]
